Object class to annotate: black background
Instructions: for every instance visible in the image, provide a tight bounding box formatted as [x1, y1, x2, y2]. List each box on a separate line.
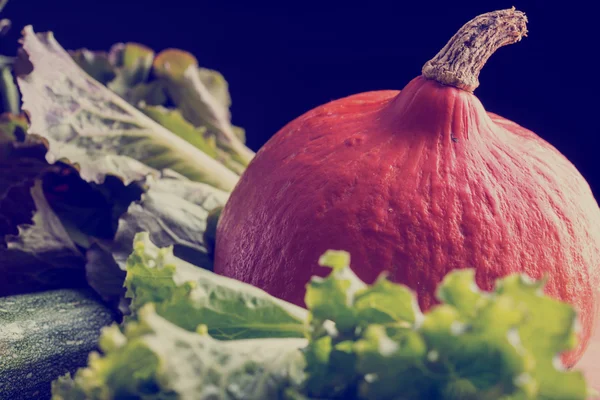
[2, 0, 598, 198]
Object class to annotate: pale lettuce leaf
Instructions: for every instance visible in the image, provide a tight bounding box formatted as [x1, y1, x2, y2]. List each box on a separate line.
[85, 171, 230, 311]
[110, 170, 229, 269]
[16, 26, 240, 190]
[140, 105, 218, 159]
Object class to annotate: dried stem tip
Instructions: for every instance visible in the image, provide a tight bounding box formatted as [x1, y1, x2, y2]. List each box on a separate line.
[422, 7, 528, 92]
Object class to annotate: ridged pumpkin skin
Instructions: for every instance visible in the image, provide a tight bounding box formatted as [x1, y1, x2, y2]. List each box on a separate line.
[215, 76, 600, 366]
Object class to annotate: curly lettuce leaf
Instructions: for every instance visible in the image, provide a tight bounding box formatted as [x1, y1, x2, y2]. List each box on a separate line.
[302, 254, 592, 400]
[51, 304, 308, 400]
[54, 235, 594, 399]
[124, 232, 308, 340]
[493, 274, 588, 399]
[302, 251, 423, 398]
[305, 251, 422, 335]
[16, 26, 240, 190]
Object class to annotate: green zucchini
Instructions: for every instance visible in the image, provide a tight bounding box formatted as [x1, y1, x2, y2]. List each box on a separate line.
[0, 288, 116, 400]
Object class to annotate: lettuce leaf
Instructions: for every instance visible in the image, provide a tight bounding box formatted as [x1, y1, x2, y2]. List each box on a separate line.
[124, 232, 308, 339]
[0, 115, 87, 296]
[85, 170, 230, 312]
[0, 56, 19, 114]
[51, 304, 308, 400]
[0, 179, 86, 295]
[109, 171, 229, 269]
[152, 49, 254, 166]
[140, 105, 219, 159]
[3, 27, 254, 304]
[303, 257, 591, 400]
[16, 26, 240, 190]
[105, 43, 154, 98]
[70, 43, 251, 174]
[53, 236, 594, 399]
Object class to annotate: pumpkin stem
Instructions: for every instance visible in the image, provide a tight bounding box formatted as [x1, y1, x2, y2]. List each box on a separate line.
[421, 7, 527, 92]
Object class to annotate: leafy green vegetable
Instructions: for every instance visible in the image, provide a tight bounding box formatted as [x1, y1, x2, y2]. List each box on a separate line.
[105, 43, 154, 98]
[69, 41, 252, 174]
[69, 49, 116, 86]
[16, 26, 240, 190]
[303, 258, 591, 400]
[53, 235, 594, 399]
[1, 20, 594, 400]
[152, 49, 254, 166]
[110, 171, 229, 268]
[124, 232, 308, 339]
[71, 44, 167, 107]
[0, 58, 19, 114]
[1, 25, 256, 301]
[141, 105, 218, 158]
[85, 170, 230, 310]
[0, 116, 88, 296]
[0, 179, 86, 296]
[51, 304, 308, 400]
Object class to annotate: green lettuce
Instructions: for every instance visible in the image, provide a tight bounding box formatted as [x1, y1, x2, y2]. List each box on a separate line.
[123, 232, 308, 339]
[51, 304, 308, 400]
[1, 25, 253, 303]
[53, 234, 595, 400]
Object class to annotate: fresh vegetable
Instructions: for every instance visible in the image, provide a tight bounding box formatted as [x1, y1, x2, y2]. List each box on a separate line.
[17, 28, 248, 189]
[0, 15, 255, 397]
[51, 233, 595, 399]
[0, 24, 248, 307]
[0, 113, 86, 295]
[0, 288, 116, 400]
[214, 8, 600, 367]
[0, 4, 598, 398]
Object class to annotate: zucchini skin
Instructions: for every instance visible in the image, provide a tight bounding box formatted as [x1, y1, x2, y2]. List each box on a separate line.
[0, 288, 116, 400]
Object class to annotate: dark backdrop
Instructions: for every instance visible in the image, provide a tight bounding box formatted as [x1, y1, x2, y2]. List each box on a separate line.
[2, 0, 598, 197]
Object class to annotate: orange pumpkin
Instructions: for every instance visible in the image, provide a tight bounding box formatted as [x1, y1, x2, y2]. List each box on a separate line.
[214, 8, 600, 366]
